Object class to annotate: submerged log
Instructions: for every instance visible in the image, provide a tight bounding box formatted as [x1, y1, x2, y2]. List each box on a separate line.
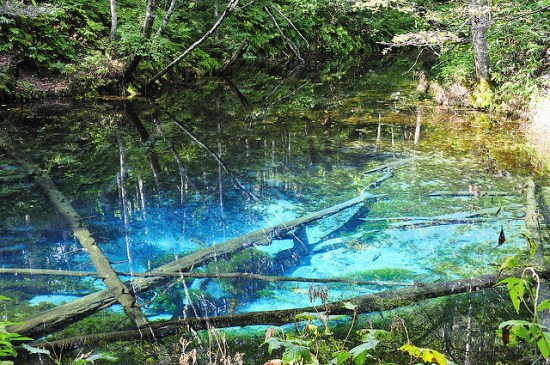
[9, 191, 382, 338]
[428, 190, 515, 197]
[370, 207, 524, 228]
[0, 267, 412, 287]
[35, 268, 550, 352]
[2, 142, 153, 336]
[359, 207, 503, 224]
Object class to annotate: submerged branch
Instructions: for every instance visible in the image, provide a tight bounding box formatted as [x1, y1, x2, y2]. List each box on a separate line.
[35, 268, 548, 352]
[8, 190, 382, 338]
[1, 143, 153, 336]
[0, 268, 412, 287]
[363, 157, 415, 174]
[359, 206, 523, 228]
[428, 190, 515, 197]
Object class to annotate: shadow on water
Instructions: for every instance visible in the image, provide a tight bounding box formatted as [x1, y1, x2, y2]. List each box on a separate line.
[1, 58, 548, 364]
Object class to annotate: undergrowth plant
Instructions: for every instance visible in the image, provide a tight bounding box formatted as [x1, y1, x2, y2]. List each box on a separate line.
[263, 285, 453, 365]
[0, 295, 31, 365]
[1, 294, 116, 365]
[497, 267, 550, 363]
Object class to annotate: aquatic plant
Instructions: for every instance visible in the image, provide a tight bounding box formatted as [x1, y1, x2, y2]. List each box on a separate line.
[347, 267, 416, 282]
[206, 248, 275, 297]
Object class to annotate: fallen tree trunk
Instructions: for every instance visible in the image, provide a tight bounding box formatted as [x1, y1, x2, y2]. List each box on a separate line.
[0, 268, 412, 287]
[2, 143, 153, 336]
[428, 191, 515, 197]
[36, 268, 550, 352]
[359, 207, 504, 225]
[8, 191, 382, 338]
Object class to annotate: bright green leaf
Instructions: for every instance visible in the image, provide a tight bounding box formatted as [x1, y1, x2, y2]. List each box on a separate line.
[499, 256, 518, 271]
[332, 350, 350, 365]
[282, 344, 312, 364]
[537, 334, 550, 359]
[537, 300, 550, 312]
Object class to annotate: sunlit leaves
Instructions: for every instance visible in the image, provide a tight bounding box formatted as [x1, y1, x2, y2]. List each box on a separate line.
[537, 300, 550, 313]
[331, 350, 350, 365]
[342, 301, 357, 311]
[498, 255, 518, 272]
[498, 320, 550, 358]
[352, 0, 415, 13]
[391, 30, 461, 47]
[497, 277, 528, 313]
[399, 342, 449, 365]
[0, 324, 32, 358]
[522, 232, 537, 259]
[348, 340, 377, 364]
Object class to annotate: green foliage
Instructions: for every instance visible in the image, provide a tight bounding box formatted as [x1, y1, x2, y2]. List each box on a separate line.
[263, 301, 445, 364]
[0, 296, 32, 360]
[0, 4, 106, 72]
[498, 277, 528, 313]
[497, 320, 550, 359]
[497, 268, 550, 361]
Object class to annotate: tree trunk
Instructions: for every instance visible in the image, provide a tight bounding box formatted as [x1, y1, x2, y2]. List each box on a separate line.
[470, 0, 490, 81]
[152, 0, 178, 44]
[109, 0, 118, 39]
[123, 0, 158, 83]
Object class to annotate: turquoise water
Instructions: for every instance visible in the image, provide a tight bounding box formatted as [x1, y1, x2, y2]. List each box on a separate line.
[0, 63, 536, 325]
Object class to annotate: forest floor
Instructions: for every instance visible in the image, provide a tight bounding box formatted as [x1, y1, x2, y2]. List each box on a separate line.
[18, 71, 69, 94]
[1, 55, 69, 98]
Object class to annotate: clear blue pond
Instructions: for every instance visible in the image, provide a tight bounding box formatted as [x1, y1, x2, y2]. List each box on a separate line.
[0, 62, 537, 324]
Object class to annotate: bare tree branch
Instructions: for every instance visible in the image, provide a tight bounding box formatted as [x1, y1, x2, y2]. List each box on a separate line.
[269, 2, 309, 48]
[264, 6, 303, 62]
[146, 0, 240, 89]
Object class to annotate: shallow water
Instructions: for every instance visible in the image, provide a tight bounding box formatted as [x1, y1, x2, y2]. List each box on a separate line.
[0, 60, 542, 326]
